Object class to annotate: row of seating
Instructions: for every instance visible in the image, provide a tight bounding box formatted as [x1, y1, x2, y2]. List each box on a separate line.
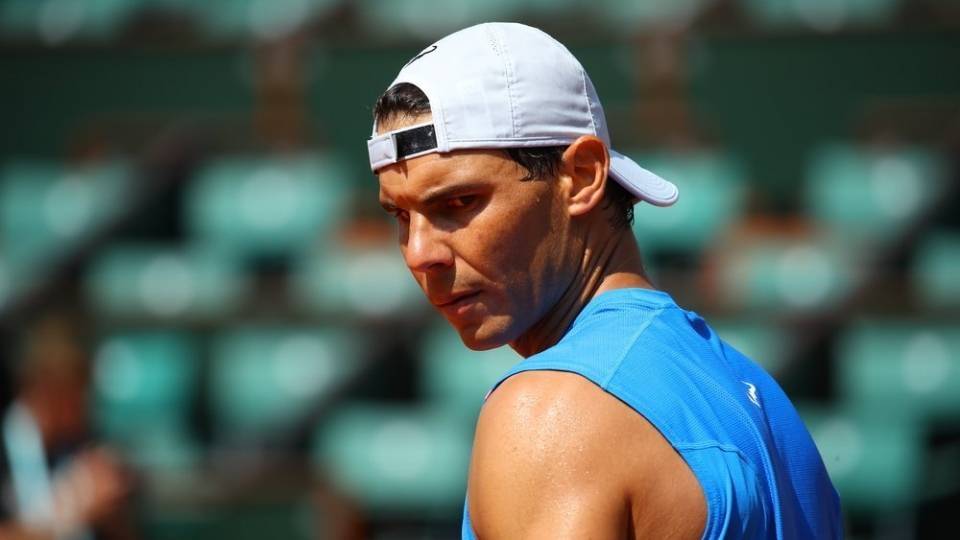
[633, 144, 947, 252]
[0, 0, 943, 45]
[322, 319, 960, 516]
[93, 325, 367, 470]
[87, 318, 959, 514]
[2, 141, 952, 315]
[803, 321, 960, 510]
[1, 142, 945, 261]
[71, 224, 960, 321]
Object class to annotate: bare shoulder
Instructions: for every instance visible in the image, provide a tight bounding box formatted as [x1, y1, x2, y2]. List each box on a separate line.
[468, 370, 706, 539]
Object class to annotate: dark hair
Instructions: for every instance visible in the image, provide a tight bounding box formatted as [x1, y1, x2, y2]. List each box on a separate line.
[373, 83, 635, 229]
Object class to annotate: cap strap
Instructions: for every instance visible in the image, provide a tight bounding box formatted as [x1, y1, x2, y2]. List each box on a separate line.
[367, 122, 438, 172]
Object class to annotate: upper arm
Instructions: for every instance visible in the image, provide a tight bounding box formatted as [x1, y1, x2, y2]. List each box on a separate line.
[466, 370, 706, 540]
[466, 371, 631, 539]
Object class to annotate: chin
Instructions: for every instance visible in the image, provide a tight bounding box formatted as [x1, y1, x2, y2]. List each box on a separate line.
[451, 316, 515, 351]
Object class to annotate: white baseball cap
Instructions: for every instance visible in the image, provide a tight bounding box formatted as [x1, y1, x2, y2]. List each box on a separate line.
[367, 22, 679, 207]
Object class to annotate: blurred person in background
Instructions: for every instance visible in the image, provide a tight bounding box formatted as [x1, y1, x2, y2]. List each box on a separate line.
[369, 23, 842, 539]
[0, 312, 136, 540]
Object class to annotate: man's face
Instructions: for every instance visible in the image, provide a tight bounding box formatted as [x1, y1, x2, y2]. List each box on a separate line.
[378, 121, 573, 350]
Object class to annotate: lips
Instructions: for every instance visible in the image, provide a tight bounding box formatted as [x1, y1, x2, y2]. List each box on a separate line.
[434, 290, 481, 310]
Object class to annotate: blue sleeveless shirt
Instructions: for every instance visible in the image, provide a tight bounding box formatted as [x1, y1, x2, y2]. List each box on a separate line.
[462, 288, 842, 539]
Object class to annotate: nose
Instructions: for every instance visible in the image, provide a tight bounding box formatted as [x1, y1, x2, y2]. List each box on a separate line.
[403, 213, 454, 273]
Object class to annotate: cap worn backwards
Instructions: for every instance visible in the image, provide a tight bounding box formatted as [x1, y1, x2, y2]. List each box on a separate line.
[367, 22, 679, 207]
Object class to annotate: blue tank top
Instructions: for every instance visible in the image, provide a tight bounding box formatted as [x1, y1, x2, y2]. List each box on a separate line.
[462, 288, 842, 539]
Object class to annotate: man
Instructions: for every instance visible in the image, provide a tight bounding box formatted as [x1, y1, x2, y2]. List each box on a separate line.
[367, 22, 842, 539]
[1, 313, 134, 540]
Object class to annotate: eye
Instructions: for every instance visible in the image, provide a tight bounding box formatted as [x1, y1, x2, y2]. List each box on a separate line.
[381, 203, 409, 223]
[446, 195, 477, 210]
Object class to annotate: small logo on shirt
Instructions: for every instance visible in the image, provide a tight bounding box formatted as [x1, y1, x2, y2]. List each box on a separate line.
[742, 381, 761, 408]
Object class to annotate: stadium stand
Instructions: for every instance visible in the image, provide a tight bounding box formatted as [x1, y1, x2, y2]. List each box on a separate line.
[86, 244, 249, 321]
[1, 2, 957, 537]
[209, 326, 363, 442]
[630, 150, 748, 254]
[419, 322, 520, 421]
[315, 404, 472, 514]
[186, 153, 350, 260]
[913, 232, 960, 309]
[92, 331, 202, 471]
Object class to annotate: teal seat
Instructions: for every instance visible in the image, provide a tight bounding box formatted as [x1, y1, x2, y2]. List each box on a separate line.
[738, 0, 900, 31]
[314, 405, 471, 514]
[93, 331, 200, 470]
[420, 321, 521, 419]
[209, 327, 362, 439]
[186, 153, 350, 259]
[0, 160, 129, 273]
[356, 0, 516, 40]
[710, 319, 788, 375]
[291, 242, 425, 318]
[630, 151, 747, 254]
[837, 321, 960, 422]
[86, 244, 249, 320]
[805, 144, 945, 245]
[913, 232, 960, 309]
[0, 0, 142, 44]
[800, 406, 921, 511]
[718, 235, 859, 312]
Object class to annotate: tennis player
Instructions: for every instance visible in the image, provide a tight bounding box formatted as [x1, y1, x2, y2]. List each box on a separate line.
[367, 22, 842, 539]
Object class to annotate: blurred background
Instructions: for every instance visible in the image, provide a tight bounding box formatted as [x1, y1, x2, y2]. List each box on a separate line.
[0, 0, 957, 538]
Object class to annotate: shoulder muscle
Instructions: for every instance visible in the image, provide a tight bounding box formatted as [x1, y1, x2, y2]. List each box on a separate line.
[468, 371, 631, 539]
[467, 370, 706, 540]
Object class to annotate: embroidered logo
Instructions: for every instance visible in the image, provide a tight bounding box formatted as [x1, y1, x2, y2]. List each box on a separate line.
[405, 45, 437, 67]
[742, 381, 761, 408]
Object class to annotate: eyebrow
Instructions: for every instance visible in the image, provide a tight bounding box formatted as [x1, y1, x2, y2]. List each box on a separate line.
[419, 181, 486, 207]
[380, 180, 487, 212]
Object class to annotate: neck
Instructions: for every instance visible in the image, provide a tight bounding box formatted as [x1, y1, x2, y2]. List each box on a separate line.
[510, 227, 653, 358]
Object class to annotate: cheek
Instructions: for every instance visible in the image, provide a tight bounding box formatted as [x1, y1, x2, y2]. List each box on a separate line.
[467, 189, 568, 317]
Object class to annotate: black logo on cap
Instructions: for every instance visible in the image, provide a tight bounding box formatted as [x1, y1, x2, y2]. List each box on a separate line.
[404, 45, 437, 67]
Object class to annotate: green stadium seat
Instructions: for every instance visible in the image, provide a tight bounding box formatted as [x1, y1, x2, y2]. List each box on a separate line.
[186, 153, 350, 259]
[86, 244, 249, 320]
[597, 0, 706, 32]
[800, 406, 921, 511]
[630, 151, 748, 254]
[837, 321, 960, 422]
[0, 160, 130, 273]
[356, 0, 516, 40]
[913, 232, 960, 309]
[420, 322, 520, 419]
[0, 0, 142, 44]
[93, 331, 200, 470]
[738, 0, 900, 32]
[209, 327, 363, 439]
[711, 319, 788, 375]
[314, 404, 471, 514]
[805, 144, 945, 244]
[717, 235, 859, 312]
[291, 243, 425, 318]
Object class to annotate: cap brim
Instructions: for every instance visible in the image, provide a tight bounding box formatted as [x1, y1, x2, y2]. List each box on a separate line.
[609, 149, 679, 207]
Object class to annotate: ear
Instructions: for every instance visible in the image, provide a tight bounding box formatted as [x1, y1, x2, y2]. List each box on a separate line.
[559, 135, 610, 217]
